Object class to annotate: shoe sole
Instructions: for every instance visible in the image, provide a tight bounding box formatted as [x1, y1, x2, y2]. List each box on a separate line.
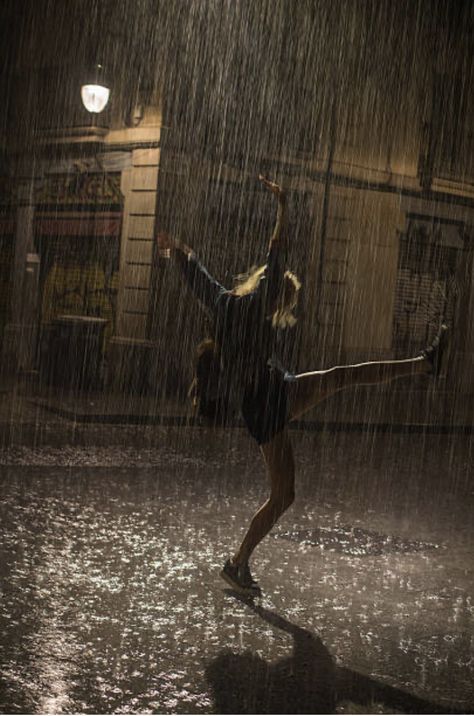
[220, 569, 262, 598]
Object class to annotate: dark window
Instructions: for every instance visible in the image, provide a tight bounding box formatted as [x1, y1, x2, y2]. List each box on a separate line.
[420, 69, 474, 188]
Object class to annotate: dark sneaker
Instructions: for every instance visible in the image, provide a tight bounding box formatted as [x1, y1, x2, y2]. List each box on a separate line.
[220, 559, 262, 597]
[421, 323, 449, 377]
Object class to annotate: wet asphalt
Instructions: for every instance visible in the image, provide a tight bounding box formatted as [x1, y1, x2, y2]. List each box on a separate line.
[0, 428, 473, 714]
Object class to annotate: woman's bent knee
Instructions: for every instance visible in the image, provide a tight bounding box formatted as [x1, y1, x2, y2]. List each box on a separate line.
[270, 487, 295, 514]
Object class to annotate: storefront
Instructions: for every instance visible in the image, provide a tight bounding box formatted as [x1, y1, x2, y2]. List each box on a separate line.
[32, 170, 123, 387]
[34, 170, 123, 344]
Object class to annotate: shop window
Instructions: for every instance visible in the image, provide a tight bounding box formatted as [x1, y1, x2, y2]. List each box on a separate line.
[36, 235, 119, 342]
[34, 170, 123, 344]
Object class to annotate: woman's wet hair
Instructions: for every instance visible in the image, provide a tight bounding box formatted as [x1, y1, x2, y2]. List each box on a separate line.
[232, 265, 267, 296]
[232, 265, 301, 329]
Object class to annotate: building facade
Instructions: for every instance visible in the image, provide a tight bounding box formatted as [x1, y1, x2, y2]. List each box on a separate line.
[1, 0, 472, 424]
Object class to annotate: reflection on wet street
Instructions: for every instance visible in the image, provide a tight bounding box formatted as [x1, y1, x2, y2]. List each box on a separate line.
[1, 430, 473, 713]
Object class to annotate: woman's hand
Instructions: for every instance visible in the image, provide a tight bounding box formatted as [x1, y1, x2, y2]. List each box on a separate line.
[157, 232, 194, 259]
[259, 175, 284, 199]
[156, 232, 175, 252]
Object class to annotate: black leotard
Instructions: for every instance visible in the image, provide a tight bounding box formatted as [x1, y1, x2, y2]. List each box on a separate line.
[176, 246, 294, 443]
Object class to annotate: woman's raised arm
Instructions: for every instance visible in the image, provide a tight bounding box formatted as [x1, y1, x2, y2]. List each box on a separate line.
[259, 175, 287, 250]
[256, 176, 288, 310]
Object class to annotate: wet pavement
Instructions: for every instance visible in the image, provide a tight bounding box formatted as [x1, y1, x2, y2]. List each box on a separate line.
[0, 429, 473, 714]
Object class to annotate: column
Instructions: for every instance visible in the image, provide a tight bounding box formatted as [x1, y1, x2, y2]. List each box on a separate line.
[2, 176, 41, 374]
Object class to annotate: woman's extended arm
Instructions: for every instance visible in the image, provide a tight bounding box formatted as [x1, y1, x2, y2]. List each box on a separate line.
[157, 233, 225, 310]
[257, 176, 287, 309]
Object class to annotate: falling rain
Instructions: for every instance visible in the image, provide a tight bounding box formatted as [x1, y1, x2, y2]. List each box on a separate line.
[0, 1, 473, 714]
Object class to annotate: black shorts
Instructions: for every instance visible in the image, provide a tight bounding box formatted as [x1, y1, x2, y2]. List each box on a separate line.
[241, 366, 294, 445]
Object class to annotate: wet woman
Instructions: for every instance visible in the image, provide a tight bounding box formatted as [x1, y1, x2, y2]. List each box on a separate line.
[159, 176, 447, 597]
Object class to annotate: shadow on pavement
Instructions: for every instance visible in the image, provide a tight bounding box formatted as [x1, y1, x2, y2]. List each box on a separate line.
[205, 594, 459, 714]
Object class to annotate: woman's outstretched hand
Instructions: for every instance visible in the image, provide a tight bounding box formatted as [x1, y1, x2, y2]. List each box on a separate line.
[156, 232, 175, 251]
[259, 174, 284, 198]
[156, 232, 193, 257]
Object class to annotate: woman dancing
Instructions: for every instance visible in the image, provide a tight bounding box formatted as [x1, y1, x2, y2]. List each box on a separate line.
[158, 175, 447, 597]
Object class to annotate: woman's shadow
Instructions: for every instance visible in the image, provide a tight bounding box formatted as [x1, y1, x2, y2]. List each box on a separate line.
[205, 594, 459, 714]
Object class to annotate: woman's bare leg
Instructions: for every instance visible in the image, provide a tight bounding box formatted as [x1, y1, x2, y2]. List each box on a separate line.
[227, 352, 432, 579]
[288, 355, 428, 420]
[232, 429, 295, 566]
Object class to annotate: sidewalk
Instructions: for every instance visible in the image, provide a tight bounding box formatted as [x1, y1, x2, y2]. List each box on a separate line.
[0, 374, 187, 448]
[1, 372, 473, 448]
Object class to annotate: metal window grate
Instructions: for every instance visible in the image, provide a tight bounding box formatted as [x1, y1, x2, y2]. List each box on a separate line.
[392, 216, 462, 357]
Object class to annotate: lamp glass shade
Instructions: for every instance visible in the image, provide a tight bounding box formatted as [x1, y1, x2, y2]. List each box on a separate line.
[81, 84, 110, 113]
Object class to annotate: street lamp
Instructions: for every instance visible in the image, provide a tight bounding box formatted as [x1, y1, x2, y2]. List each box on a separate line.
[81, 65, 110, 114]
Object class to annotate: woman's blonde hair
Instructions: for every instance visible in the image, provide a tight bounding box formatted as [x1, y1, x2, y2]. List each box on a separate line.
[232, 264, 301, 329]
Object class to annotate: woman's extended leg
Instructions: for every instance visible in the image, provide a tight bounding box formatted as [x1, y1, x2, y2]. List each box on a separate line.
[221, 357, 425, 594]
[288, 355, 428, 420]
[221, 429, 295, 594]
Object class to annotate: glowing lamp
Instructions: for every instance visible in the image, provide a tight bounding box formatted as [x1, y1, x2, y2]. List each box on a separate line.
[81, 84, 110, 113]
[81, 64, 110, 114]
